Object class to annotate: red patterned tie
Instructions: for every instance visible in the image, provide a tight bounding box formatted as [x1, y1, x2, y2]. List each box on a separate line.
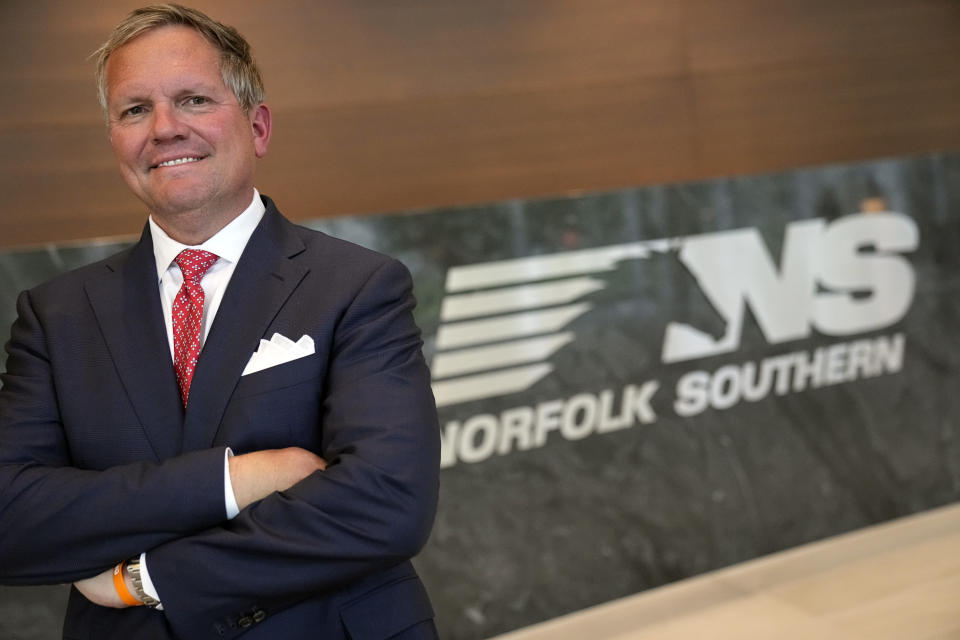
[172, 249, 219, 406]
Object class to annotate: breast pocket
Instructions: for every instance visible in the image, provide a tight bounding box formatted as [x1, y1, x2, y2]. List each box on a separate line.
[234, 353, 323, 398]
[221, 354, 325, 452]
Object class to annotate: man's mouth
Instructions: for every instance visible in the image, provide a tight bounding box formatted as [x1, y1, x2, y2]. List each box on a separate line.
[152, 156, 204, 169]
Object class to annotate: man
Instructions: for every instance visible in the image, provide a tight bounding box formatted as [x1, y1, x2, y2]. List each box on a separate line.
[0, 4, 440, 639]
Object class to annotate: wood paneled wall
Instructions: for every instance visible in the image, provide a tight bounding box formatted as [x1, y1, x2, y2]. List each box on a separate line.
[1, 0, 959, 248]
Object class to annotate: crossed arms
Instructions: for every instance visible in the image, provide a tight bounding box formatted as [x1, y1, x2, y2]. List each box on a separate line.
[0, 256, 440, 635]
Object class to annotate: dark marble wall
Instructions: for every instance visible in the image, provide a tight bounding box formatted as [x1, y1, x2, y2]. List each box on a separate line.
[1, 153, 959, 639]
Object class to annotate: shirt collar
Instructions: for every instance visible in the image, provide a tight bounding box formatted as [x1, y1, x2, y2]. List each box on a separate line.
[149, 189, 266, 281]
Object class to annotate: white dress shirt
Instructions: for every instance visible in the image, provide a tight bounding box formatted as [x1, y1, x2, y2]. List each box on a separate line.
[139, 189, 266, 606]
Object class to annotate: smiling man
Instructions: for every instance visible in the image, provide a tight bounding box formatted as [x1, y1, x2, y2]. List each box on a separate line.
[105, 22, 270, 243]
[0, 5, 440, 639]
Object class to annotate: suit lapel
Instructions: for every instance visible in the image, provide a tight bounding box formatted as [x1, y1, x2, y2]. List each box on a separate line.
[181, 202, 309, 451]
[84, 225, 185, 461]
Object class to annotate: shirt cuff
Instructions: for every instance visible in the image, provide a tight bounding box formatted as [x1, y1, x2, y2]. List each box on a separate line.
[139, 552, 163, 610]
[224, 447, 240, 519]
[138, 447, 237, 612]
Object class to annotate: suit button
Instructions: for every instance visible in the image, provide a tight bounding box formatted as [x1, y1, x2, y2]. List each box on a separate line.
[253, 610, 267, 623]
[238, 616, 253, 628]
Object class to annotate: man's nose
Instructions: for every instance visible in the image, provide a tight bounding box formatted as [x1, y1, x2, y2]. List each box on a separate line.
[151, 104, 189, 142]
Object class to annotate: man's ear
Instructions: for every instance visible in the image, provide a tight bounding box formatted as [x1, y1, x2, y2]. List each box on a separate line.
[250, 104, 272, 158]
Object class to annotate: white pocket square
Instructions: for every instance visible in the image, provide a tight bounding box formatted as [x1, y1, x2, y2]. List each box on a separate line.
[242, 333, 315, 376]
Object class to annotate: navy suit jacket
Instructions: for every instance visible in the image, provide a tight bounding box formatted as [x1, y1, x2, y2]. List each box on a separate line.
[0, 196, 440, 639]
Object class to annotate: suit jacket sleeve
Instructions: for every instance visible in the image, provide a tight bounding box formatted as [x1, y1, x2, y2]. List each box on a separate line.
[0, 288, 230, 584]
[146, 256, 441, 638]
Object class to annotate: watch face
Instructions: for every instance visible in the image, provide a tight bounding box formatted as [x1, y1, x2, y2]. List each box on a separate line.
[124, 560, 159, 607]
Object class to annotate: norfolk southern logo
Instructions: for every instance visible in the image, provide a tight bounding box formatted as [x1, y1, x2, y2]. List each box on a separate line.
[434, 212, 918, 467]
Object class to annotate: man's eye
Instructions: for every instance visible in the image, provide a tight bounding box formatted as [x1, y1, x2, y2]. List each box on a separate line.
[122, 105, 146, 117]
[186, 96, 209, 106]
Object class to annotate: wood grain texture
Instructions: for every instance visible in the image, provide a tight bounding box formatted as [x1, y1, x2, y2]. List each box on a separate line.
[1, 0, 959, 247]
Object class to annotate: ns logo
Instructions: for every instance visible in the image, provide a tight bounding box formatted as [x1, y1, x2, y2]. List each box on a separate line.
[431, 211, 919, 407]
[662, 211, 918, 362]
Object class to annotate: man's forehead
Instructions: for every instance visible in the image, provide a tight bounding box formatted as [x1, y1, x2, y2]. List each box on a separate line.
[106, 27, 224, 97]
[112, 24, 216, 56]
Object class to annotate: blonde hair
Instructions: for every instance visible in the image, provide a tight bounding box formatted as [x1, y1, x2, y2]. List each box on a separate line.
[93, 4, 264, 117]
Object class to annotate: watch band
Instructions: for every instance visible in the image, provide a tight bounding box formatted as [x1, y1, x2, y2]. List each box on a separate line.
[112, 563, 142, 607]
[124, 557, 161, 608]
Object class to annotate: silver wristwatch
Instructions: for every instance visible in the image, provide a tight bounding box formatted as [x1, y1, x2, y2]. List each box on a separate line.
[124, 557, 161, 608]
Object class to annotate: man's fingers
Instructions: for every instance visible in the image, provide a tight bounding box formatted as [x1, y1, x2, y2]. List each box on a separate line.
[283, 447, 326, 474]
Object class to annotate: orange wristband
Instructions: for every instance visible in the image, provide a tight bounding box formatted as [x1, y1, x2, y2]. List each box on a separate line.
[113, 562, 142, 607]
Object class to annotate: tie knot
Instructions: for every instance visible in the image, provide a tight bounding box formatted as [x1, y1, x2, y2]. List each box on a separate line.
[175, 249, 219, 282]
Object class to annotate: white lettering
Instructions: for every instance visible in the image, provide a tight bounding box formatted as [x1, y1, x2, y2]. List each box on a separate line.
[625, 381, 660, 425]
[498, 406, 535, 455]
[674, 371, 709, 417]
[792, 347, 825, 392]
[561, 393, 597, 440]
[823, 343, 848, 385]
[440, 421, 460, 469]
[598, 389, 629, 432]
[812, 213, 918, 335]
[534, 400, 564, 446]
[458, 414, 498, 464]
[710, 365, 742, 410]
[672, 333, 905, 417]
[874, 332, 905, 373]
[440, 383, 660, 467]
[663, 213, 917, 363]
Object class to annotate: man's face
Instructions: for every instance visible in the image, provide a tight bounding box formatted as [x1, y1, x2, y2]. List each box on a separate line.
[105, 26, 270, 231]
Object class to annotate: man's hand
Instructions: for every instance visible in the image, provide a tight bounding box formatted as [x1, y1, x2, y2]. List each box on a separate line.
[229, 447, 327, 511]
[73, 565, 130, 609]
